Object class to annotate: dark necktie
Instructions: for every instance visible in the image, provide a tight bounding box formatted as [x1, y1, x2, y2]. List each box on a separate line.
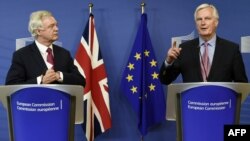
[46, 48, 54, 68]
[201, 42, 210, 81]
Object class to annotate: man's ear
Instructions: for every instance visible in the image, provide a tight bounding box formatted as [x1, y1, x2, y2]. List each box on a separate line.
[215, 20, 219, 27]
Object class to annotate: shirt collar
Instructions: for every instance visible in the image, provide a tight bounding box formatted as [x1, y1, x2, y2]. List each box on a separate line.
[35, 40, 53, 54]
[199, 34, 216, 47]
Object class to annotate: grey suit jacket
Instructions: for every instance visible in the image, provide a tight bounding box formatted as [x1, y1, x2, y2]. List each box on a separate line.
[5, 42, 85, 86]
[159, 36, 248, 85]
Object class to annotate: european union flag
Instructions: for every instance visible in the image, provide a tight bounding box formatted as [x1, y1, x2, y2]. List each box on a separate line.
[120, 13, 166, 136]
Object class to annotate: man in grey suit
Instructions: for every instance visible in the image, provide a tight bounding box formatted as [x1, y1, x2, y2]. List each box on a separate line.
[160, 3, 248, 85]
[5, 10, 85, 86]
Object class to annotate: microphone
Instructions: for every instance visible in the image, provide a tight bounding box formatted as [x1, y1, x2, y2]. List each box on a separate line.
[197, 45, 208, 82]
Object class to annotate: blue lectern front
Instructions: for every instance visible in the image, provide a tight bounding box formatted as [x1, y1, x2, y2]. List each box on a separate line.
[166, 82, 250, 141]
[0, 84, 84, 141]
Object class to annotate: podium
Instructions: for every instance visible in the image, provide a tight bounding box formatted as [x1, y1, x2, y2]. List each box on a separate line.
[0, 84, 84, 141]
[166, 82, 250, 141]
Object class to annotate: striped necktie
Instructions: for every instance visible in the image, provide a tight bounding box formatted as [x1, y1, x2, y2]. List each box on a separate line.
[46, 48, 54, 68]
[201, 42, 210, 81]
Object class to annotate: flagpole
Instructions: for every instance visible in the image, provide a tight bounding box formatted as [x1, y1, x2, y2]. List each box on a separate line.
[141, 2, 146, 141]
[89, 3, 93, 14]
[141, 3, 146, 141]
[141, 2, 146, 14]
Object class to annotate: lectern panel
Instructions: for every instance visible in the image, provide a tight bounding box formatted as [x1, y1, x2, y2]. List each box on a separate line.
[180, 85, 238, 141]
[9, 87, 71, 141]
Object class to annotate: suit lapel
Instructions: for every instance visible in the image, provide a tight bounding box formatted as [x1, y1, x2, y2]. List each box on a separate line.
[52, 45, 61, 71]
[192, 39, 204, 81]
[207, 37, 222, 80]
[30, 42, 48, 72]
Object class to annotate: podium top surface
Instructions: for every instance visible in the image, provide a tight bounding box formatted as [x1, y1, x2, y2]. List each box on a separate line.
[168, 82, 250, 98]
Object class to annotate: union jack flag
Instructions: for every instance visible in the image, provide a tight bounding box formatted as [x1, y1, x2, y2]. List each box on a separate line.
[74, 13, 112, 141]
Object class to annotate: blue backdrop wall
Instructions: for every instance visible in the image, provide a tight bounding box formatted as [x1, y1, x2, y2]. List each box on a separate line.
[1, 0, 250, 141]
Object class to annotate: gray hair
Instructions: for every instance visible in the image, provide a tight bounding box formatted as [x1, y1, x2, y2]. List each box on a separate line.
[194, 3, 219, 21]
[28, 10, 53, 37]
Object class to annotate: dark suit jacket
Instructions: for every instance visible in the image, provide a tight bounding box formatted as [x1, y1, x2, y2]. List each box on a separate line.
[5, 42, 86, 86]
[160, 36, 248, 85]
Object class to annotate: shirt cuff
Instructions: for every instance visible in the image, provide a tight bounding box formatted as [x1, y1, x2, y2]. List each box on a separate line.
[37, 75, 43, 84]
[164, 60, 172, 67]
[58, 71, 63, 82]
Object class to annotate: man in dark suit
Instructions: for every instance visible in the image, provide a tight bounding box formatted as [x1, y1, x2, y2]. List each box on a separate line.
[160, 3, 248, 85]
[5, 10, 85, 86]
